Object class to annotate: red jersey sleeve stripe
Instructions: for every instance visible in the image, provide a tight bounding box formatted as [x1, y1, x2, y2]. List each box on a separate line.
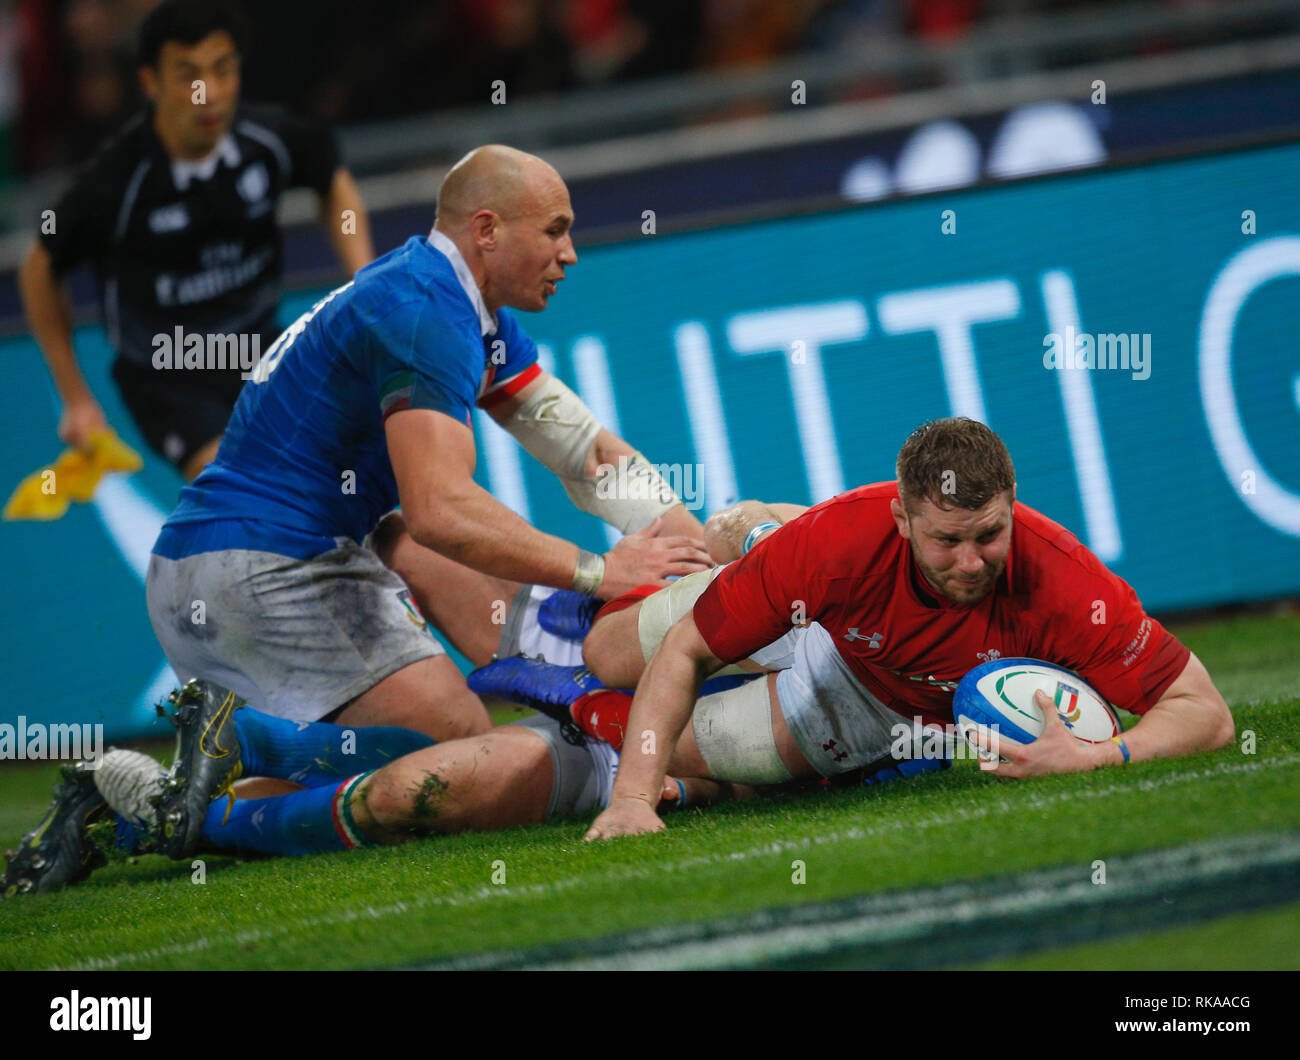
[477, 362, 541, 409]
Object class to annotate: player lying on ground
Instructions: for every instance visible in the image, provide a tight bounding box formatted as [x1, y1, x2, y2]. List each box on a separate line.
[6, 664, 860, 895]
[144, 142, 710, 757]
[1, 526, 722, 894]
[0, 551, 725, 892]
[4, 415, 1234, 889]
[576, 417, 1235, 839]
[2, 579, 935, 893]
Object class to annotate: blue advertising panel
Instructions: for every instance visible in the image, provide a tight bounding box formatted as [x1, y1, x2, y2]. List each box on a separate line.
[3, 140, 1298, 740]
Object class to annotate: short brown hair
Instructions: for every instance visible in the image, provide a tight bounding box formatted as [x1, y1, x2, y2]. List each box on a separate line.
[895, 417, 1015, 514]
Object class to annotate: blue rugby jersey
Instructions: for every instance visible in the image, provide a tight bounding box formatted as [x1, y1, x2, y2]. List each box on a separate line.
[154, 231, 541, 560]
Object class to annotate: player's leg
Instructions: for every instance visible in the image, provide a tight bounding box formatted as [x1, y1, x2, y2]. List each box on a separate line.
[354, 722, 557, 840]
[332, 656, 489, 740]
[569, 673, 815, 783]
[614, 622, 918, 783]
[200, 725, 558, 856]
[97, 716, 616, 858]
[671, 672, 813, 782]
[582, 568, 788, 688]
[581, 592, 650, 687]
[469, 654, 816, 784]
[771, 622, 930, 778]
[146, 540, 489, 740]
[132, 679, 445, 858]
[668, 641, 947, 790]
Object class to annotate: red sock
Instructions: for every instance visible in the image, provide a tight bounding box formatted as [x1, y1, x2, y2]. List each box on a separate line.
[571, 689, 633, 751]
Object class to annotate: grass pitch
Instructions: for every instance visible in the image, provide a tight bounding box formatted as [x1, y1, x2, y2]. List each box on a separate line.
[2, 610, 1297, 970]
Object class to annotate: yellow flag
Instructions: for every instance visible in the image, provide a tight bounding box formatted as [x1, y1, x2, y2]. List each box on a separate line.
[3, 429, 144, 521]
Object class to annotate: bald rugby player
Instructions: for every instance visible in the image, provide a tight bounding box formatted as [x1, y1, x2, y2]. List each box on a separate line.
[137, 144, 709, 850]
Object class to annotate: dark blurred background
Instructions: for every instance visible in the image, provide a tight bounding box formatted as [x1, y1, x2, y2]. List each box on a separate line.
[2, 0, 1298, 306]
[10, 0, 1300, 174]
[9, 0, 1003, 175]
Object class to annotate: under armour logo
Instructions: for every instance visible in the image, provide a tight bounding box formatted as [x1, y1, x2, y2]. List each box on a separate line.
[977, 649, 1002, 662]
[845, 628, 883, 649]
[822, 739, 849, 762]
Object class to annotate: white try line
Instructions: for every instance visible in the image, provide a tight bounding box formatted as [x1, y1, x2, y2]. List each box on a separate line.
[52, 752, 1300, 970]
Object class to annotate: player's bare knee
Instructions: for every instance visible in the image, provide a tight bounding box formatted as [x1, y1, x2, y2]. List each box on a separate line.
[441, 691, 492, 740]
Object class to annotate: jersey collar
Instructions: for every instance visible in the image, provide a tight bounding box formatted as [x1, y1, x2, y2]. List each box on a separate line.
[170, 134, 241, 191]
[427, 228, 498, 337]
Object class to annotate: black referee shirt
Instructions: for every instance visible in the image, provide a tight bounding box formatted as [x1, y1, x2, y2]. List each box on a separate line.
[40, 104, 339, 367]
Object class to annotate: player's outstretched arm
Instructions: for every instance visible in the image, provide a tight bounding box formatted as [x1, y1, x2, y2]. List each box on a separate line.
[487, 369, 707, 543]
[321, 167, 375, 275]
[386, 406, 709, 598]
[1110, 651, 1235, 763]
[975, 652, 1235, 778]
[18, 241, 106, 451]
[585, 612, 724, 841]
[588, 425, 706, 541]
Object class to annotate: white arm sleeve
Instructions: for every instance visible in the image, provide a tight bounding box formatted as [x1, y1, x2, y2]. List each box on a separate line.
[501, 373, 681, 533]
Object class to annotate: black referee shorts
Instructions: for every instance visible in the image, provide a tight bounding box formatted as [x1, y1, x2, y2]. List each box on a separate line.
[112, 358, 246, 472]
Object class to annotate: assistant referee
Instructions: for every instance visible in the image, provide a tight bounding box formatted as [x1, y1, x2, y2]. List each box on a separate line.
[19, 0, 374, 481]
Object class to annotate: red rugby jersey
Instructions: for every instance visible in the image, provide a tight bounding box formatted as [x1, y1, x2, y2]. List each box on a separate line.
[693, 483, 1189, 727]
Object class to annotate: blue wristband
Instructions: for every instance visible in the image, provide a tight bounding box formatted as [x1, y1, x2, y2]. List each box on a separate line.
[1110, 735, 1131, 763]
[743, 522, 781, 555]
[674, 778, 687, 808]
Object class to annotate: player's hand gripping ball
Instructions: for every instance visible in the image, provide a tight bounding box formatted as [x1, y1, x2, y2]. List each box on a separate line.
[954, 658, 1121, 760]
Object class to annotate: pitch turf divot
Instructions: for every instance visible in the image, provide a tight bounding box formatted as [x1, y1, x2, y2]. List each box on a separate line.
[410, 831, 1300, 970]
[50, 752, 1300, 970]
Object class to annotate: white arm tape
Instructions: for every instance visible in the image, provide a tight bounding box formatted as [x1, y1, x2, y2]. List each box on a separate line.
[562, 451, 681, 534]
[501, 373, 601, 479]
[502, 374, 681, 533]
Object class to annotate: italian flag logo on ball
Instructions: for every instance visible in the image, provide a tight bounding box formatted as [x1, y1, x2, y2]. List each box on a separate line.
[1054, 681, 1082, 724]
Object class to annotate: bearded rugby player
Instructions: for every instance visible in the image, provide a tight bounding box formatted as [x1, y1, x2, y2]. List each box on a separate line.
[575, 417, 1235, 839]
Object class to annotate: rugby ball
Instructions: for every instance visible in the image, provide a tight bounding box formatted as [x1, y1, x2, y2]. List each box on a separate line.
[953, 658, 1121, 747]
